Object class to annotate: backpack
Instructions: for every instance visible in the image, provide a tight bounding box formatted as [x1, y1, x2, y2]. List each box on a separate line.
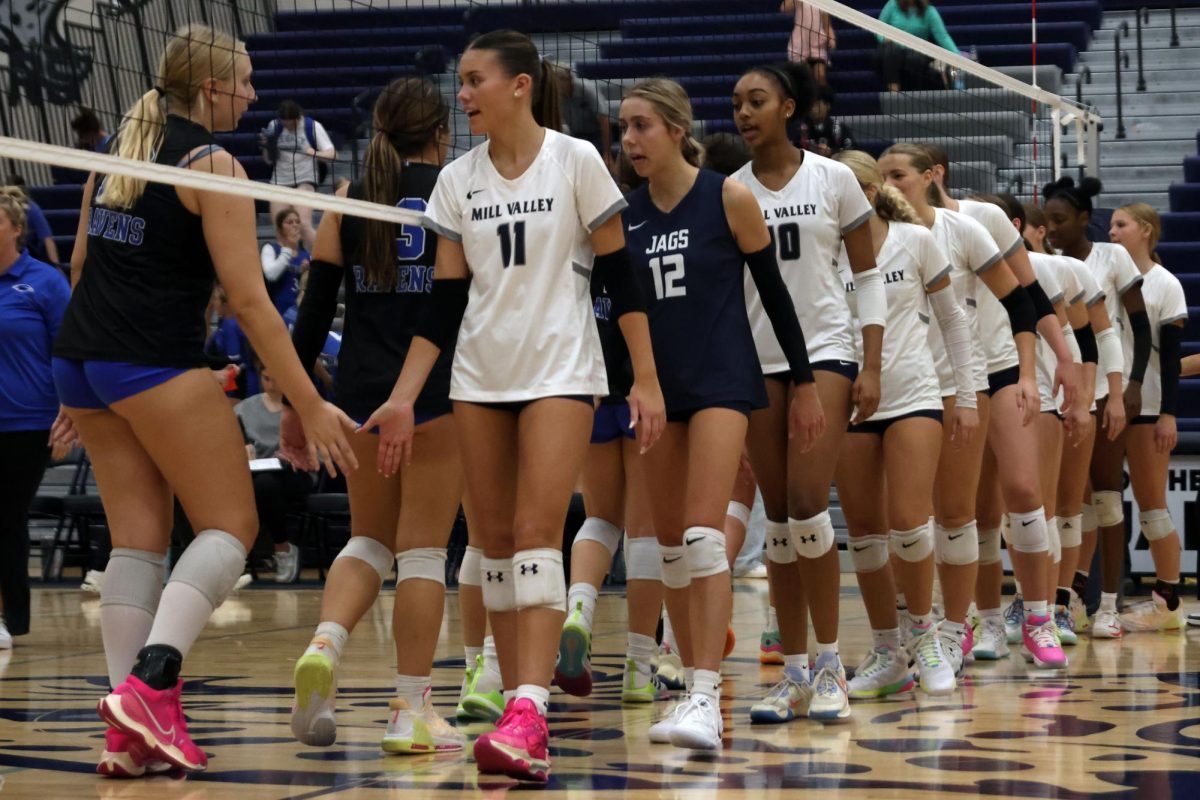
[260, 116, 328, 184]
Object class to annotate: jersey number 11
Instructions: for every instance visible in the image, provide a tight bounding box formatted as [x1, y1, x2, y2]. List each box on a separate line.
[497, 221, 527, 268]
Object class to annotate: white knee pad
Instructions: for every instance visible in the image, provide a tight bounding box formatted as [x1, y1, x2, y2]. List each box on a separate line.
[101, 548, 165, 613]
[1139, 508, 1175, 542]
[1004, 508, 1049, 554]
[396, 547, 447, 585]
[1047, 517, 1062, 564]
[573, 517, 622, 558]
[934, 520, 979, 566]
[890, 522, 933, 562]
[168, 529, 247, 608]
[978, 526, 1002, 565]
[335, 535, 395, 581]
[458, 545, 482, 587]
[1094, 491, 1124, 528]
[764, 520, 796, 564]
[624, 535, 662, 581]
[480, 556, 516, 612]
[659, 544, 690, 589]
[789, 511, 835, 560]
[726, 501, 751, 528]
[683, 526, 728, 579]
[849, 534, 889, 573]
[1081, 500, 1097, 532]
[1056, 514, 1082, 549]
[512, 548, 567, 611]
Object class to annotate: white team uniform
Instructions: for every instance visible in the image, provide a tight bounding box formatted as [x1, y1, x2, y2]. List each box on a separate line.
[734, 152, 873, 373]
[423, 129, 625, 401]
[1121, 264, 1187, 417]
[926, 207, 1001, 396]
[956, 199, 1022, 376]
[1030, 251, 1067, 412]
[1085, 242, 1144, 399]
[270, 117, 334, 188]
[839, 222, 951, 420]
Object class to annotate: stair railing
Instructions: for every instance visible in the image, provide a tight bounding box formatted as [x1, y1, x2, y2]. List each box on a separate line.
[1116, 22, 1130, 139]
[1136, 7, 1149, 91]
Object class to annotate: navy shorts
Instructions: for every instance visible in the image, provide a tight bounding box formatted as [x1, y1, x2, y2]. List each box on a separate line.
[53, 357, 188, 409]
[352, 408, 450, 435]
[765, 359, 860, 385]
[667, 400, 754, 424]
[848, 408, 943, 436]
[1130, 414, 1160, 426]
[987, 365, 1020, 397]
[591, 403, 634, 444]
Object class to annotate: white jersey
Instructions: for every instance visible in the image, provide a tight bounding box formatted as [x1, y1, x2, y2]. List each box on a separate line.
[927, 207, 1000, 395]
[734, 152, 873, 372]
[423, 129, 625, 401]
[955, 199, 1021, 375]
[1056, 253, 1104, 309]
[270, 116, 334, 188]
[839, 222, 948, 419]
[1030, 251, 1067, 412]
[1121, 264, 1187, 416]
[1085, 242, 1144, 398]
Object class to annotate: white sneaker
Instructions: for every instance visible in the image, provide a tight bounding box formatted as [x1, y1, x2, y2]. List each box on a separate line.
[648, 699, 689, 743]
[668, 694, 723, 750]
[291, 650, 338, 746]
[1119, 592, 1183, 632]
[80, 569, 105, 594]
[381, 698, 465, 754]
[0, 620, 11, 650]
[808, 665, 851, 721]
[1092, 608, 1124, 639]
[909, 628, 956, 695]
[274, 543, 301, 584]
[231, 573, 253, 593]
[973, 616, 1010, 660]
[938, 627, 966, 676]
[848, 647, 913, 699]
[653, 648, 686, 692]
[749, 675, 813, 723]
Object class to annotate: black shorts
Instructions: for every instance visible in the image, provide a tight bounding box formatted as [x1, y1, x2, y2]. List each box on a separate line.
[848, 408, 943, 436]
[987, 365, 1020, 397]
[814, 359, 859, 382]
[667, 400, 754, 424]
[460, 395, 594, 415]
[1131, 414, 1160, 426]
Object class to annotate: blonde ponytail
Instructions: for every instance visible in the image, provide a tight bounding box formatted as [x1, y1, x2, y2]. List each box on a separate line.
[833, 149, 918, 224]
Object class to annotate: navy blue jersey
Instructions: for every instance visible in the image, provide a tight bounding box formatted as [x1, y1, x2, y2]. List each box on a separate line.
[623, 169, 767, 415]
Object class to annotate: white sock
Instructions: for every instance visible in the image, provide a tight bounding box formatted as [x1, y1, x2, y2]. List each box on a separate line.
[896, 593, 908, 611]
[766, 605, 778, 632]
[783, 653, 810, 684]
[478, 635, 502, 692]
[305, 621, 348, 663]
[502, 688, 516, 706]
[1100, 592, 1118, 612]
[566, 582, 598, 631]
[661, 609, 676, 650]
[143, 583, 216, 659]
[814, 641, 840, 672]
[692, 669, 720, 701]
[979, 607, 1002, 619]
[516, 683, 550, 716]
[395, 673, 431, 709]
[627, 632, 656, 682]
[909, 613, 933, 631]
[101, 605, 155, 688]
[464, 644, 483, 665]
[942, 620, 967, 640]
[99, 550, 164, 687]
[1026, 600, 1049, 618]
[872, 627, 902, 651]
[683, 666, 695, 693]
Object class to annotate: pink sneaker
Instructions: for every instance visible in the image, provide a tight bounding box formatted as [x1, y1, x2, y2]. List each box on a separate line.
[98, 676, 207, 772]
[1021, 614, 1067, 669]
[962, 622, 975, 665]
[473, 698, 550, 782]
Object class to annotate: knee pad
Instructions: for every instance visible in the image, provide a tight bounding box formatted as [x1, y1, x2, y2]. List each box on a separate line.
[849, 534, 889, 573]
[396, 547, 447, 585]
[101, 548, 165, 614]
[890, 522, 933, 563]
[512, 548, 566, 611]
[683, 526, 728, 579]
[934, 520, 979, 566]
[764, 520, 796, 564]
[1094, 491, 1124, 528]
[624, 535, 662, 581]
[659, 544, 690, 589]
[1003, 508, 1049, 554]
[726, 501, 751, 528]
[1046, 517, 1062, 564]
[480, 556, 516, 612]
[978, 526, 1002, 565]
[168, 529, 246, 608]
[572, 517, 622, 558]
[1139, 508, 1175, 542]
[1057, 514, 1082, 549]
[789, 511, 835, 560]
[1081, 500, 1097, 532]
[335, 535, 395, 581]
[458, 545, 482, 587]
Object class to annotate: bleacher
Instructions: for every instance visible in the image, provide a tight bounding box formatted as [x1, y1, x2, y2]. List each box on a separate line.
[1161, 130, 1200, 431]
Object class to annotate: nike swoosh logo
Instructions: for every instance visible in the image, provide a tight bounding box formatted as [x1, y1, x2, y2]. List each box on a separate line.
[466, 189, 486, 199]
[1021, 519, 1035, 526]
[132, 689, 176, 739]
[948, 533, 965, 541]
[628, 221, 647, 231]
[685, 536, 704, 546]
[852, 545, 869, 552]
[662, 556, 682, 563]
[901, 541, 916, 548]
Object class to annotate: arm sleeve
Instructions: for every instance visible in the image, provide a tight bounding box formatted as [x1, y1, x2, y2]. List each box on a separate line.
[415, 278, 470, 350]
[1064, 324, 1082, 364]
[852, 267, 887, 329]
[1159, 323, 1183, 415]
[745, 243, 814, 384]
[573, 141, 627, 232]
[927, 7, 958, 51]
[290, 259, 343, 374]
[261, 243, 293, 281]
[1027, 280, 1057, 321]
[1128, 309, 1152, 383]
[593, 248, 647, 320]
[1075, 323, 1098, 364]
[928, 284, 977, 409]
[1097, 326, 1125, 378]
[999, 285, 1037, 335]
[423, 166, 464, 242]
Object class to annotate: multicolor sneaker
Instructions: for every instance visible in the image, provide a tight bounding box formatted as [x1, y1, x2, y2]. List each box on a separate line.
[808, 665, 851, 721]
[1055, 606, 1078, 646]
[622, 660, 670, 703]
[97, 677, 207, 772]
[939, 627, 966, 677]
[1092, 608, 1124, 639]
[381, 698, 465, 754]
[847, 647, 913, 699]
[750, 675, 813, 723]
[669, 694, 723, 750]
[291, 650, 338, 746]
[653, 643, 686, 692]
[473, 698, 550, 782]
[1004, 595, 1025, 644]
[1070, 593, 1090, 632]
[96, 727, 174, 778]
[1119, 592, 1184, 632]
[908, 627, 956, 695]
[972, 616, 1010, 660]
[759, 630, 785, 665]
[961, 623, 975, 665]
[554, 603, 593, 697]
[1022, 615, 1068, 669]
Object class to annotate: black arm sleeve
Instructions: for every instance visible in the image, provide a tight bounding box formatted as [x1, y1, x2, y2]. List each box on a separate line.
[1075, 323, 1098, 364]
[744, 243, 814, 384]
[414, 278, 469, 350]
[1128, 309, 1152, 383]
[999, 285, 1037, 336]
[593, 248, 647, 319]
[291, 259, 343, 376]
[1027, 280, 1056, 321]
[1159, 323, 1183, 415]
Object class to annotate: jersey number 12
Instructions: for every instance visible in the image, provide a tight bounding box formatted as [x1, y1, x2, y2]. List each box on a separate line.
[497, 221, 527, 268]
[649, 254, 687, 299]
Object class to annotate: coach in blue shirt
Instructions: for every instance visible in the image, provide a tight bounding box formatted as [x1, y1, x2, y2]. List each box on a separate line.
[0, 189, 70, 644]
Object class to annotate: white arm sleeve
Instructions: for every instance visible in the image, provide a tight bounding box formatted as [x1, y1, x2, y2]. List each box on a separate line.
[929, 284, 977, 409]
[1097, 326, 1125, 377]
[853, 266, 887, 329]
[1064, 323, 1082, 364]
[261, 243, 293, 281]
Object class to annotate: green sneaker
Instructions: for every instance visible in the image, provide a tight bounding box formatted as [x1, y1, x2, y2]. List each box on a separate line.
[621, 659, 670, 703]
[454, 654, 481, 719]
[291, 650, 337, 746]
[554, 603, 593, 697]
[456, 654, 505, 722]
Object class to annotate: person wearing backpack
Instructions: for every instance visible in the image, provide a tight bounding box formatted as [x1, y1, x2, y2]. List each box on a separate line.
[260, 100, 336, 250]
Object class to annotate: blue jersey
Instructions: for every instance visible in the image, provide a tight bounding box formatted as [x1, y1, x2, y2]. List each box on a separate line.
[265, 242, 308, 317]
[623, 169, 767, 415]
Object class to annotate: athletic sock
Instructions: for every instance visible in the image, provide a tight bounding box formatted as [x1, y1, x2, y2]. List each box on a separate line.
[1155, 579, 1180, 610]
[627, 632, 656, 683]
[683, 666, 695, 694]
[395, 674, 431, 710]
[909, 613, 933, 632]
[766, 605, 779, 632]
[566, 582, 598, 631]
[516, 684, 550, 716]
[895, 593, 908, 612]
[464, 645, 483, 665]
[814, 641, 840, 672]
[942, 620, 967, 641]
[783, 653, 810, 684]
[305, 621, 348, 664]
[692, 669, 720, 702]
[872, 627, 902, 652]
[1055, 587, 1072, 609]
[979, 607, 1002, 620]
[477, 635, 502, 692]
[1100, 592, 1118, 613]
[143, 583, 217, 660]
[502, 689, 517, 707]
[1025, 600, 1049, 620]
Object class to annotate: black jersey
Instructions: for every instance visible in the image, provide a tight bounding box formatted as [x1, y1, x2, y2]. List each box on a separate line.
[623, 169, 767, 415]
[335, 164, 453, 419]
[55, 115, 220, 368]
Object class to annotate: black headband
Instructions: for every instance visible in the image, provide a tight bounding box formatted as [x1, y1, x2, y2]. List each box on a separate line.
[757, 65, 797, 101]
[1047, 188, 1091, 212]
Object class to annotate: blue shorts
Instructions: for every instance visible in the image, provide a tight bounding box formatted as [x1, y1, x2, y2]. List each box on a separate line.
[766, 359, 859, 385]
[591, 403, 634, 444]
[53, 357, 188, 410]
[352, 408, 450, 434]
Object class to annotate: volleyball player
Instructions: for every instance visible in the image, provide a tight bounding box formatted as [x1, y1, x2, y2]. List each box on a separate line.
[50, 25, 357, 775]
[731, 61, 884, 720]
[618, 77, 819, 747]
[360, 31, 665, 782]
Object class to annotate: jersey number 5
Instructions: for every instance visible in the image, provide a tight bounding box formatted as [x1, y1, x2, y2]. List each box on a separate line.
[497, 221, 527, 268]
[649, 254, 687, 299]
[396, 197, 428, 261]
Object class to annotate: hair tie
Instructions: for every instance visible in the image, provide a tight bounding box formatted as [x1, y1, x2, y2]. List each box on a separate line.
[153, 85, 167, 97]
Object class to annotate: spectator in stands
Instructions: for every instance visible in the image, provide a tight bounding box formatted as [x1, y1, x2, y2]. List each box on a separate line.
[234, 358, 315, 583]
[261, 100, 336, 251]
[0, 188, 71, 647]
[875, 0, 958, 92]
[206, 284, 257, 399]
[3, 176, 60, 265]
[262, 206, 310, 319]
[701, 132, 751, 176]
[551, 62, 615, 169]
[783, 1, 835, 86]
[71, 109, 111, 152]
[797, 85, 854, 156]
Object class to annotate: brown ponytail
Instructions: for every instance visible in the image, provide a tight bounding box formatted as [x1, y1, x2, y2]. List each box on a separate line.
[467, 30, 561, 131]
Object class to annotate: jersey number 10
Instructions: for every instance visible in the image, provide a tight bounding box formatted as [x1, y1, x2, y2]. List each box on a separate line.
[771, 222, 802, 261]
[649, 254, 687, 299]
[497, 221, 527, 268]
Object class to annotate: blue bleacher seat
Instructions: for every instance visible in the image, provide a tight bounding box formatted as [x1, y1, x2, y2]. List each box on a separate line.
[1170, 183, 1200, 213]
[1162, 212, 1200, 243]
[1160, 243, 1200, 273]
